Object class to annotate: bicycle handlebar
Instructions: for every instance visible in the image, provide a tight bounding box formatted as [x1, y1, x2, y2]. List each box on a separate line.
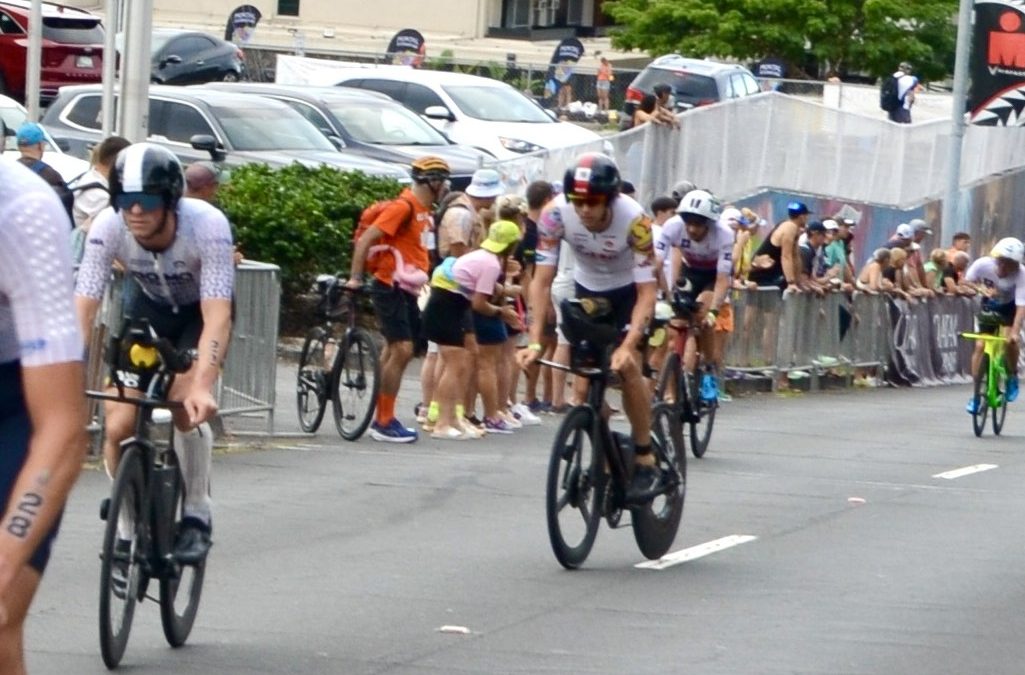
[960, 332, 1010, 342]
[85, 390, 185, 409]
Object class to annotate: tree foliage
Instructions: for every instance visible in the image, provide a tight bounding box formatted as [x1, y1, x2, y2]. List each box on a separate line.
[218, 163, 403, 297]
[603, 0, 958, 81]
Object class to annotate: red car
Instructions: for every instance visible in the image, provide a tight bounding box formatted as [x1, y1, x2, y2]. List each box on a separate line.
[0, 0, 103, 103]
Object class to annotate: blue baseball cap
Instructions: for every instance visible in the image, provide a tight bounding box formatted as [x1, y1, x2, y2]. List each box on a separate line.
[787, 200, 810, 216]
[16, 122, 46, 146]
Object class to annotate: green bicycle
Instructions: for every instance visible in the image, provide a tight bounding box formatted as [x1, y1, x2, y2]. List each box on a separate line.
[961, 331, 1010, 437]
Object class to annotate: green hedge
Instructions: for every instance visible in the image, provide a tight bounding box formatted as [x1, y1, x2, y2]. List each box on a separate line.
[218, 163, 404, 296]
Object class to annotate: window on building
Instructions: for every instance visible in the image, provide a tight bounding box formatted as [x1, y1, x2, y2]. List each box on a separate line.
[277, 0, 300, 16]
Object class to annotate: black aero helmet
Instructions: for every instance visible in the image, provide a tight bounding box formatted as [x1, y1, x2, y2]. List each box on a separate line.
[410, 155, 451, 183]
[110, 143, 184, 211]
[563, 152, 621, 201]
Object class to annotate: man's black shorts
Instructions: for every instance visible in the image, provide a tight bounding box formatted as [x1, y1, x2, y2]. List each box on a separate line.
[574, 282, 637, 333]
[0, 362, 63, 575]
[119, 292, 203, 391]
[370, 280, 422, 344]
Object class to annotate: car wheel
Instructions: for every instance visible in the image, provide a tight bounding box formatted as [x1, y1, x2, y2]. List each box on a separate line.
[221, 70, 240, 82]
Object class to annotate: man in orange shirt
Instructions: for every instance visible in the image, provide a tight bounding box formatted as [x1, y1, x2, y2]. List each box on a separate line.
[348, 156, 451, 442]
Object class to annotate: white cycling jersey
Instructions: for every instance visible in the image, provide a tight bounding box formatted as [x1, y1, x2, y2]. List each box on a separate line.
[655, 214, 734, 276]
[0, 161, 82, 367]
[535, 194, 655, 292]
[76, 198, 235, 308]
[965, 257, 1025, 306]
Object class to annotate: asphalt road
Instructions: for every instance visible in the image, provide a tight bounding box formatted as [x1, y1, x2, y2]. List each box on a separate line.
[25, 367, 1025, 674]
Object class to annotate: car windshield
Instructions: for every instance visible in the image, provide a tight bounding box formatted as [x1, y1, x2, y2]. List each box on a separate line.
[634, 69, 719, 101]
[42, 17, 103, 45]
[210, 104, 336, 151]
[328, 101, 448, 145]
[442, 84, 552, 123]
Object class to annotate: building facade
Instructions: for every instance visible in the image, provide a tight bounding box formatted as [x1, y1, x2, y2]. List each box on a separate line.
[140, 0, 613, 40]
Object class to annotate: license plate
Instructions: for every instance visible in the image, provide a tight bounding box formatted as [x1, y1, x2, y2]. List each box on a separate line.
[76, 55, 94, 68]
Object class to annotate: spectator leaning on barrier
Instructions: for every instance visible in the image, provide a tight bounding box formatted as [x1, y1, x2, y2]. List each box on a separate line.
[886, 223, 914, 250]
[733, 207, 762, 288]
[798, 220, 828, 291]
[923, 248, 949, 293]
[945, 251, 977, 296]
[856, 248, 893, 293]
[748, 200, 809, 291]
[947, 232, 971, 271]
[821, 219, 851, 288]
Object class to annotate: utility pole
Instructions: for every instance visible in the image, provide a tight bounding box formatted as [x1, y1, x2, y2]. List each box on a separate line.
[117, 0, 152, 142]
[25, 0, 42, 120]
[942, 0, 974, 238]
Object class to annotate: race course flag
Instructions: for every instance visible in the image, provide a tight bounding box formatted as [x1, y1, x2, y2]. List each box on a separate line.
[387, 29, 426, 67]
[225, 4, 262, 45]
[970, 0, 1025, 125]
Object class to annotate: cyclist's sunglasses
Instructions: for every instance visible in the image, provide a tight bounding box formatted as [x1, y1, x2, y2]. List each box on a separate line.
[114, 192, 164, 212]
[567, 194, 608, 207]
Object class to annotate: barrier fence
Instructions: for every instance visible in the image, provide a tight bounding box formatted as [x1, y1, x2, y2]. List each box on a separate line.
[724, 289, 980, 390]
[84, 262, 282, 450]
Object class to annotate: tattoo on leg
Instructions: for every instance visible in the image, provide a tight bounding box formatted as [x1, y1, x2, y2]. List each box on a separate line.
[5, 492, 44, 539]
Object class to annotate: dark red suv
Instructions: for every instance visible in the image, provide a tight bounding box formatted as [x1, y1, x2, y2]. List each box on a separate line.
[0, 0, 103, 103]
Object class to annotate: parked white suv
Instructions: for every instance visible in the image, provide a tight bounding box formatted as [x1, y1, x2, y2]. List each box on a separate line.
[325, 66, 604, 160]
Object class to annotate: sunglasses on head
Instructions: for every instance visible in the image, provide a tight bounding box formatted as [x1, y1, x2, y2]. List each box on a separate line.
[567, 194, 607, 207]
[114, 192, 164, 212]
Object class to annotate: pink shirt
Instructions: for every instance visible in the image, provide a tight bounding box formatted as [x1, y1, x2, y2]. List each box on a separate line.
[452, 249, 501, 299]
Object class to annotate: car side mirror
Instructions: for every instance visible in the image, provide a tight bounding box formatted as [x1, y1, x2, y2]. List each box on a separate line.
[424, 105, 455, 122]
[190, 134, 226, 162]
[544, 109, 558, 121]
[56, 138, 71, 152]
[326, 134, 345, 150]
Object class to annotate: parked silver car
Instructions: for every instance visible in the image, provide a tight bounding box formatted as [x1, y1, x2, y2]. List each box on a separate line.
[40, 84, 411, 181]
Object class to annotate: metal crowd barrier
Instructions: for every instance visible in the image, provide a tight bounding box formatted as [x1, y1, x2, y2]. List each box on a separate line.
[218, 261, 281, 435]
[724, 289, 975, 390]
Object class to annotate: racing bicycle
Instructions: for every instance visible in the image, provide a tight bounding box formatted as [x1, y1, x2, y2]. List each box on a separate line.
[961, 330, 1010, 437]
[654, 288, 718, 457]
[88, 320, 204, 669]
[296, 275, 381, 440]
[542, 298, 686, 569]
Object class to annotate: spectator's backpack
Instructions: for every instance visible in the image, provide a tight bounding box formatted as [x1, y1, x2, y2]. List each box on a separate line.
[431, 190, 469, 264]
[353, 194, 417, 275]
[880, 75, 901, 113]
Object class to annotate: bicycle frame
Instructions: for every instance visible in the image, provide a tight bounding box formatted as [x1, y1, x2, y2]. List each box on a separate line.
[961, 331, 1009, 407]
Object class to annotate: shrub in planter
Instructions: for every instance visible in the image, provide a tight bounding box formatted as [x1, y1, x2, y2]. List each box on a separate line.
[218, 163, 403, 298]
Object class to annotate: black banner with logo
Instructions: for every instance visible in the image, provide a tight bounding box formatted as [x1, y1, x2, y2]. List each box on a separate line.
[386, 29, 426, 67]
[753, 57, 787, 79]
[970, 0, 1025, 125]
[545, 38, 584, 96]
[224, 5, 261, 45]
[886, 297, 976, 386]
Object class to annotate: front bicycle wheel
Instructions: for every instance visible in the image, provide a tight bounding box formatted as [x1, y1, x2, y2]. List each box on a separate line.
[973, 354, 990, 438]
[632, 402, 687, 560]
[992, 364, 1008, 436]
[297, 328, 330, 433]
[159, 454, 206, 648]
[546, 406, 603, 569]
[331, 328, 381, 441]
[99, 445, 146, 669]
[688, 365, 717, 458]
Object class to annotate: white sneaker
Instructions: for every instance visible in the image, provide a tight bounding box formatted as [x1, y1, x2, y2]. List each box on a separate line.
[498, 410, 523, 429]
[511, 403, 542, 426]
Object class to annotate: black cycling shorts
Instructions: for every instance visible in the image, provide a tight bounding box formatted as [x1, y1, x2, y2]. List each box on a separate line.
[978, 299, 1015, 333]
[0, 362, 63, 575]
[574, 282, 637, 333]
[370, 280, 422, 345]
[422, 288, 472, 347]
[679, 268, 717, 302]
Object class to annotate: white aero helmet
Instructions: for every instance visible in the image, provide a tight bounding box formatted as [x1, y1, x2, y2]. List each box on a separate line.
[991, 237, 1025, 264]
[676, 189, 722, 222]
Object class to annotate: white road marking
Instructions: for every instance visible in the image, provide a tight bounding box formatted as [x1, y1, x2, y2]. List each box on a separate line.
[932, 464, 999, 480]
[635, 535, 758, 570]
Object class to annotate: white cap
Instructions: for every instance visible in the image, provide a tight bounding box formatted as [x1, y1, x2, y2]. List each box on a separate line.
[895, 223, 913, 239]
[720, 207, 749, 227]
[823, 219, 839, 231]
[466, 169, 503, 198]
